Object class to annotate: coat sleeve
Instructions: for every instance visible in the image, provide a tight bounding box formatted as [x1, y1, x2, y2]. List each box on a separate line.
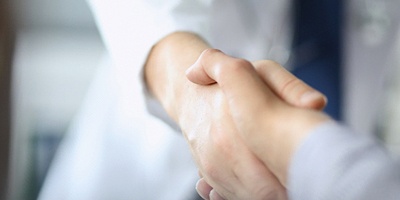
[86, 0, 214, 127]
[288, 122, 400, 200]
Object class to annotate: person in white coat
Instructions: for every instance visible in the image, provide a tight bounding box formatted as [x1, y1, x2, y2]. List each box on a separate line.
[40, 1, 297, 199]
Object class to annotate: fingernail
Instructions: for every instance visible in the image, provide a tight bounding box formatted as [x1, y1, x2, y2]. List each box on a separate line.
[301, 91, 325, 105]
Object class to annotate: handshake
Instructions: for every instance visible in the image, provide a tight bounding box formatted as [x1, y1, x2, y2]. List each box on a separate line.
[179, 49, 331, 200]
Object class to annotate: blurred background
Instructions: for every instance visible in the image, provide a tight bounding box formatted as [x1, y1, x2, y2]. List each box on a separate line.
[1, 1, 400, 200]
[1, 0, 105, 199]
[0, 0, 13, 199]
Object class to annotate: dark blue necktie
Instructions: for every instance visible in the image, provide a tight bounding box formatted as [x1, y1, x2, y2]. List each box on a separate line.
[291, 0, 343, 120]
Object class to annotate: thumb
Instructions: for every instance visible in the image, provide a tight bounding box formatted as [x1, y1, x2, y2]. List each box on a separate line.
[186, 50, 217, 85]
[185, 49, 279, 120]
[252, 60, 327, 110]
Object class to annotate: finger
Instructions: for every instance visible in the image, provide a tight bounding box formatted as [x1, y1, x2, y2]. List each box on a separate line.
[186, 49, 326, 111]
[252, 60, 327, 110]
[196, 178, 213, 200]
[210, 189, 225, 200]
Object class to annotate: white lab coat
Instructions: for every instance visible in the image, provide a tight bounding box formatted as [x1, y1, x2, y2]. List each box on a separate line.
[39, 0, 400, 199]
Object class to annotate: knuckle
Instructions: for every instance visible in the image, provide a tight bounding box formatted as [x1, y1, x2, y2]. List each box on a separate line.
[201, 50, 256, 85]
[225, 58, 253, 75]
[203, 162, 218, 179]
[233, 58, 252, 69]
[202, 48, 221, 59]
[250, 185, 282, 200]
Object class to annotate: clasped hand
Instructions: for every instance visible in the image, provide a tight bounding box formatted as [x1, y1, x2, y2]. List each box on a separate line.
[176, 49, 330, 200]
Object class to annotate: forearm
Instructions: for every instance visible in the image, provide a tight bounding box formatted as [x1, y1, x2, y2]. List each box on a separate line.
[144, 31, 210, 121]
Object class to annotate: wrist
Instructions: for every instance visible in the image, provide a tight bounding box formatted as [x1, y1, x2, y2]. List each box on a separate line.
[269, 108, 331, 184]
[144, 32, 210, 122]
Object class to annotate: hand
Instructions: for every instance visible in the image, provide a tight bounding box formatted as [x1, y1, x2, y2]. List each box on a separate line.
[183, 49, 327, 200]
[145, 33, 281, 199]
[144, 32, 326, 199]
[186, 49, 331, 199]
[177, 71, 288, 200]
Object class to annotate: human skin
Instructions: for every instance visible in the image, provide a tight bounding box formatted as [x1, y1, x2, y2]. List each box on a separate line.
[186, 49, 331, 199]
[144, 32, 327, 199]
